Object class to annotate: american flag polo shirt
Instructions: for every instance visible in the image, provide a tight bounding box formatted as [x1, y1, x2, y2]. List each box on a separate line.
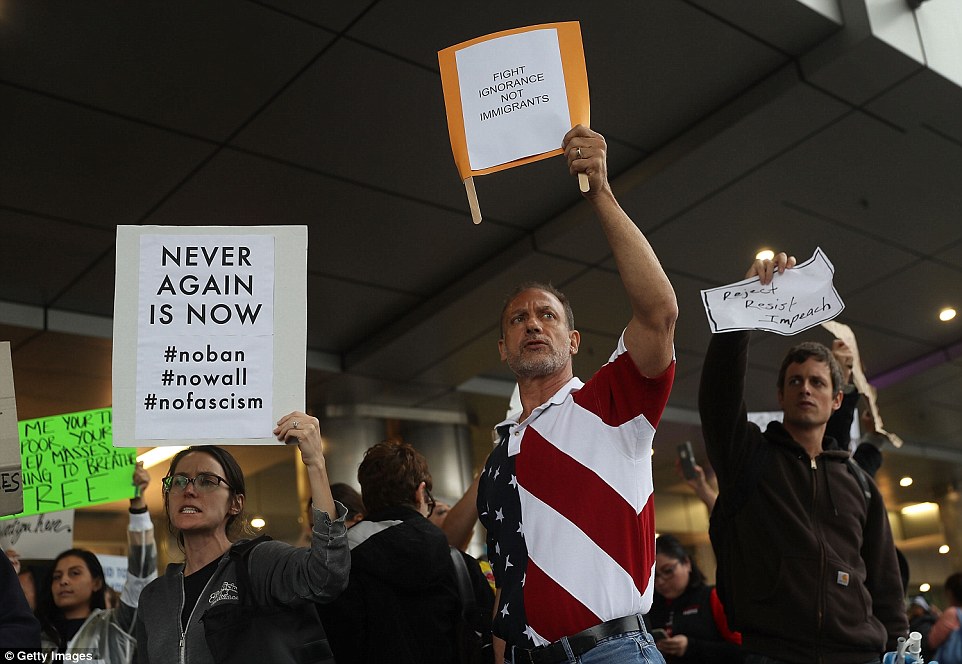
[478, 336, 675, 648]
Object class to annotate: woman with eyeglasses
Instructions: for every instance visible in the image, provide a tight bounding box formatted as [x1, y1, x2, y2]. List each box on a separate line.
[644, 534, 744, 664]
[134, 411, 350, 664]
[36, 463, 155, 663]
[316, 438, 465, 664]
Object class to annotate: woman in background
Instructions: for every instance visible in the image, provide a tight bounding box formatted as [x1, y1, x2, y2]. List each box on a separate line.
[645, 534, 743, 664]
[36, 463, 156, 663]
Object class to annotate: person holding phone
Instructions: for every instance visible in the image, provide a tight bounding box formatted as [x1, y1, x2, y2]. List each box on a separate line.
[644, 534, 743, 664]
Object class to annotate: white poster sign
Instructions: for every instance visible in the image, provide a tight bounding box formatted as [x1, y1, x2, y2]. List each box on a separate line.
[96, 553, 128, 592]
[112, 226, 307, 447]
[0, 342, 23, 518]
[456, 28, 571, 171]
[0, 509, 74, 559]
[701, 247, 844, 335]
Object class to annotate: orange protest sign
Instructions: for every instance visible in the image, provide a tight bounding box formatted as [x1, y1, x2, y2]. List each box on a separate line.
[439, 22, 590, 223]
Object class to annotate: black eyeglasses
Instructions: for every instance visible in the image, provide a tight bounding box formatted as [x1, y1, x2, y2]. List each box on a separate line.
[423, 484, 436, 518]
[163, 472, 231, 494]
[655, 561, 680, 580]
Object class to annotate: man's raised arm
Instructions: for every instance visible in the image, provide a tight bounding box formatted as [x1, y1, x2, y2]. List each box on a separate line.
[562, 125, 677, 377]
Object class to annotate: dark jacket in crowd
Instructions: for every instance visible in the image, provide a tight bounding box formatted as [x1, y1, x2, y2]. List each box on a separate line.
[700, 331, 908, 664]
[1, 551, 41, 649]
[318, 505, 460, 664]
[645, 583, 744, 664]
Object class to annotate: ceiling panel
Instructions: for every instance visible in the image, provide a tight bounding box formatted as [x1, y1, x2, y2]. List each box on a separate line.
[0, 86, 215, 226]
[258, 0, 378, 32]
[306, 273, 420, 352]
[0, 0, 335, 139]
[867, 67, 962, 145]
[688, 0, 842, 54]
[0, 211, 114, 308]
[232, 39, 468, 213]
[841, 261, 962, 348]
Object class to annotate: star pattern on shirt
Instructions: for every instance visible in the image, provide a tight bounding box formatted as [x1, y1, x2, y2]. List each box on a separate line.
[523, 625, 539, 644]
[478, 423, 530, 649]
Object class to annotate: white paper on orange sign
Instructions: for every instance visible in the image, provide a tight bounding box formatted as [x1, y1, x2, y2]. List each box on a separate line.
[821, 320, 903, 448]
[439, 22, 589, 223]
[701, 247, 844, 336]
[456, 29, 571, 171]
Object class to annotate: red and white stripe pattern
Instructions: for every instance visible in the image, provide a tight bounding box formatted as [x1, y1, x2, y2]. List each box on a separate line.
[507, 338, 674, 644]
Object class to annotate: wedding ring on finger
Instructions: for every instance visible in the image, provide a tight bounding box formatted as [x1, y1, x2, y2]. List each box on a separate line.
[292, 420, 299, 429]
[576, 147, 583, 159]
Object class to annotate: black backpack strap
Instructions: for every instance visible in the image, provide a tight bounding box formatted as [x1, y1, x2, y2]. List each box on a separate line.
[449, 547, 475, 619]
[228, 535, 273, 606]
[845, 457, 872, 504]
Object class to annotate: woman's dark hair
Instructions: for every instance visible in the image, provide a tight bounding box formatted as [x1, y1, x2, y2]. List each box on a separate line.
[945, 572, 962, 605]
[329, 483, 366, 521]
[36, 548, 106, 635]
[163, 445, 247, 547]
[656, 533, 706, 590]
[357, 439, 431, 515]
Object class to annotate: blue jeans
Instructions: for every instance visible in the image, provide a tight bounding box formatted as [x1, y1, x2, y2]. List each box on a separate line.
[507, 630, 665, 664]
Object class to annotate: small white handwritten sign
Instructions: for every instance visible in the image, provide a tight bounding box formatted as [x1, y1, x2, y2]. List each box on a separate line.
[701, 247, 844, 335]
[0, 509, 74, 559]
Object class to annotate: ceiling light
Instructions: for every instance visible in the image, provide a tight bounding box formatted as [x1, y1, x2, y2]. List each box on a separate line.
[250, 516, 266, 529]
[137, 446, 188, 469]
[939, 307, 957, 322]
[899, 477, 913, 487]
[755, 249, 774, 261]
[939, 545, 950, 554]
[901, 502, 938, 516]
[919, 583, 931, 593]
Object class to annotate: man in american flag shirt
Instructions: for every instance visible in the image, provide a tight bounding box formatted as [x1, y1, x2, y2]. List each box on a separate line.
[478, 124, 678, 664]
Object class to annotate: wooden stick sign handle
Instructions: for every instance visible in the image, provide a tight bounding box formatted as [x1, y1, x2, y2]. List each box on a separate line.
[464, 177, 482, 224]
[578, 173, 590, 193]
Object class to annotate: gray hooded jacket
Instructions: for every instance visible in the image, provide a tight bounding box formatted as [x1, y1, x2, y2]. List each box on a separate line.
[135, 504, 349, 664]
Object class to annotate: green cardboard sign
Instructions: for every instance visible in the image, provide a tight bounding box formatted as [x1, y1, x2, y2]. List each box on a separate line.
[0, 407, 137, 520]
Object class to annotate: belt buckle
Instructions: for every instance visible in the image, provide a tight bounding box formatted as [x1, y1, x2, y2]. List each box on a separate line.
[513, 645, 537, 664]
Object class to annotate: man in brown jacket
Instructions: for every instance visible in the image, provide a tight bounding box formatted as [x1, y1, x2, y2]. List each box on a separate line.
[700, 252, 907, 664]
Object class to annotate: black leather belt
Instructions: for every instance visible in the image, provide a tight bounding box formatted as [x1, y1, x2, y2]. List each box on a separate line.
[510, 614, 645, 664]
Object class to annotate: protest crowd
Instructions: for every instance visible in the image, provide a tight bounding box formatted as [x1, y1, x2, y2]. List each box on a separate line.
[2, 7, 962, 664]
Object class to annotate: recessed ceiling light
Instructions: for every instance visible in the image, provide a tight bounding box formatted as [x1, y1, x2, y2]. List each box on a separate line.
[920, 583, 931, 593]
[901, 502, 938, 516]
[939, 545, 950, 554]
[899, 477, 913, 487]
[939, 307, 957, 322]
[755, 249, 774, 261]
